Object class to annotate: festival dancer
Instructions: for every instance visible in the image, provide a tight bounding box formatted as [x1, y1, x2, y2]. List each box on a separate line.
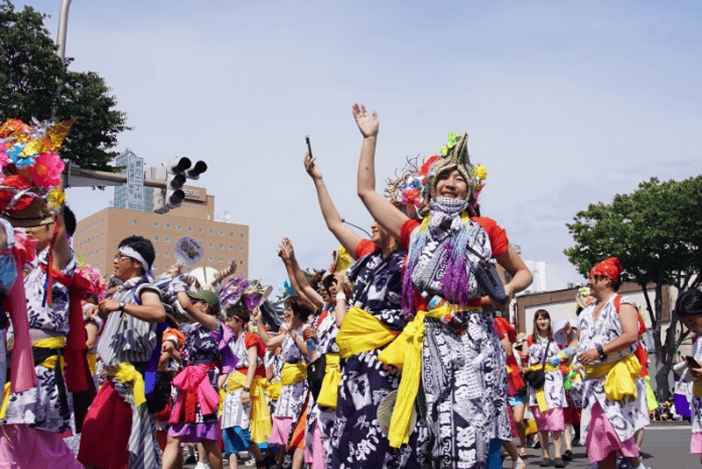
[220, 301, 272, 468]
[670, 289, 702, 466]
[526, 310, 568, 468]
[79, 235, 167, 469]
[253, 296, 315, 469]
[575, 257, 650, 469]
[304, 143, 420, 469]
[162, 289, 234, 469]
[353, 103, 533, 468]
[0, 210, 84, 468]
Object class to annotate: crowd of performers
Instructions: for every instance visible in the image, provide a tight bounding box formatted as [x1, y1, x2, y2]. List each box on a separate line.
[0, 108, 699, 469]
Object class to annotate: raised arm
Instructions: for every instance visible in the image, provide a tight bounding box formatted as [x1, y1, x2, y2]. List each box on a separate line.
[252, 306, 285, 349]
[279, 237, 323, 308]
[304, 152, 363, 255]
[353, 103, 408, 240]
[175, 291, 218, 331]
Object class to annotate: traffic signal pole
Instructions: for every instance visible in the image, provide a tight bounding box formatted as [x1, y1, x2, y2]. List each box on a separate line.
[65, 163, 168, 189]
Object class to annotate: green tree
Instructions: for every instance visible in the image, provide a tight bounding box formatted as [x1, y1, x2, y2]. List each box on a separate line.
[0, 0, 128, 170]
[564, 176, 702, 401]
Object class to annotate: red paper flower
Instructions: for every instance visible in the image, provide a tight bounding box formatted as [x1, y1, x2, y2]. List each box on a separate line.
[30, 152, 64, 189]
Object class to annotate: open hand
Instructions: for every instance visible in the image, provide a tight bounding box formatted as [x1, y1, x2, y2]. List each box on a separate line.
[352, 103, 379, 138]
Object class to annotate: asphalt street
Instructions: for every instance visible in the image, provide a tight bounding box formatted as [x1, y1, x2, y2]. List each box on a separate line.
[182, 422, 697, 468]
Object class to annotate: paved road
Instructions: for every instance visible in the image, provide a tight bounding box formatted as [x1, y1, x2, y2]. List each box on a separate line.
[182, 422, 697, 468]
[501, 422, 697, 468]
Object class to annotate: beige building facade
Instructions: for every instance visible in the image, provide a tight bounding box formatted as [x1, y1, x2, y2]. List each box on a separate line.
[73, 185, 249, 278]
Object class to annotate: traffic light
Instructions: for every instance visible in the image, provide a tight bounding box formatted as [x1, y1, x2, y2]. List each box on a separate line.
[150, 156, 207, 214]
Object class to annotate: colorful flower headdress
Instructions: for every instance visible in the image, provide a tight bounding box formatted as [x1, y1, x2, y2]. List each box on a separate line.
[220, 274, 273, 312]
[0, 118, 74, 226]
[384, 132, 488, 218]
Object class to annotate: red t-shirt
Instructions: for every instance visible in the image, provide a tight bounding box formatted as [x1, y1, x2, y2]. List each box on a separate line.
[400, 216, 509, 257]
[355, 238, 379, 259]
[236, 332, 267, 378]
[400, 216, 510, 311]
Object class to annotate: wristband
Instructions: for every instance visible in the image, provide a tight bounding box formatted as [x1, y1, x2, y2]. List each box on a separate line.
[336, 292, 347, 301]
[596, 344, 607, 360]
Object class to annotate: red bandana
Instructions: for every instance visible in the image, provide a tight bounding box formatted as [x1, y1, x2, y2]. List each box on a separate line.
[589, 257, 624, 284]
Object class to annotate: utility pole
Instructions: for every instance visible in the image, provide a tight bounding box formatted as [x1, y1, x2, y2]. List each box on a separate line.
[56, 0, 73, 60]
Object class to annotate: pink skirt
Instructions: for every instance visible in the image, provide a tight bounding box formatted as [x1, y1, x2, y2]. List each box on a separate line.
[531, 405, 565, 432]
[691, 432, 702, 454]
[0, 424, 83, 469]
[586, 401, 639, 463]
[269, 416, 293, 446]
[304, 422, 325, 469]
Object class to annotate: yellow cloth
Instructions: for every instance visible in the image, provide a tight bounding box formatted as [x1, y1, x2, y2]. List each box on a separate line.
[316, 353, 341, 409]
[645, 376, 659, 411]
[267, 380, 282, 401]
[693, 379, 702, 399]
[584, 354, 641, 401]
[87, 352, 97, 376]
[526, 363, 560, 412]
[376, 303, 463, 448]
[225, 372, 272, 443]
[108, 362, 146, 407]
[1, 336, 66, 419]
[336, 306, 398, 359]
[281, 362, 307, 386]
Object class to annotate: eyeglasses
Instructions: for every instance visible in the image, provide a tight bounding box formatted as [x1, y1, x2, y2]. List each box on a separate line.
[114, 253, 132, 263]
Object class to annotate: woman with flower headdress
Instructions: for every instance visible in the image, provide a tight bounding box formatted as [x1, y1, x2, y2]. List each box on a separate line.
[0, 119, 89, 469]
[353, 103, 533, 468]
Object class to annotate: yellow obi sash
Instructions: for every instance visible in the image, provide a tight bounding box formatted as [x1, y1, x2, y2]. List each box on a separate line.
[226, 372, 272, 443]
[268, 380, 282, 401]
[694, 380, 702, 399]
[584, 354, 641, 402]
[526, 362, 560, 412]
[87, 352, 97, 376]
[281, 362, 307, 386]
[1, 336, 66, 419]
[376, 303, 462, 448]
[316, 353, 341, 409]
[336, 307, 399, 359]
[108, 362, 146, 407]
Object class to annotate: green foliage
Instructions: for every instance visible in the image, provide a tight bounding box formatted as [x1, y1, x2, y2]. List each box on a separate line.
[564, 175, 702, 400]
[0, 0, 128, 170]
[564, 176, 702, 290]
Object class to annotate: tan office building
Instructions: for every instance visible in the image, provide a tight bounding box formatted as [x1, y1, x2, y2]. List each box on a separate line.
[73, 185, 249, 278]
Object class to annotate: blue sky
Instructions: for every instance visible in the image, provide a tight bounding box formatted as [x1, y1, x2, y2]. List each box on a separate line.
[19, 0, 702, 290]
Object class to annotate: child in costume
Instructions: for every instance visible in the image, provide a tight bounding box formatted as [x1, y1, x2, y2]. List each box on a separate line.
[220, 301, 271, 468]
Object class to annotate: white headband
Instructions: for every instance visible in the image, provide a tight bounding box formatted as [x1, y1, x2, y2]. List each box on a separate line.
[119, 246, 153, 279]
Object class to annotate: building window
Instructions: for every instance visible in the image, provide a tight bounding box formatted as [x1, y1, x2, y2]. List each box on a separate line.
[165, 237, 170, 243]
[164, 251, 170, 257]
[165, 224, 171, 229]
[229, 246, 233, 251]
[219, 244, 223, 250]
[153, 236, 159, 243]
[219, 230, 223, 236]
[132, 219, 138, 226]
[209, 243, 214, 249]
[154, 222, 159, 228]
[208, 256, 213, 262]
[152, 265, 157, 272]
[188, 227, 193, 232]
[218, 258, 223, 263]
[229, 232, 234, 237]
[239, 246, 244, 252]
[239, 260, 244, 265]
[209, 229, 214, 235]
[176, 225, 182, 231]
[239, 233, 245, 239]
[198, 228, 204, 233]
